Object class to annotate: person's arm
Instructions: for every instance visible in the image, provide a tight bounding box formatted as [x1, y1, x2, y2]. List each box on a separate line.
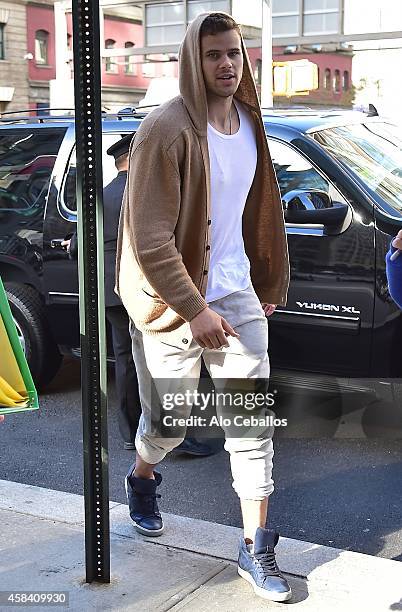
[386, 230, 402, 309]
[125, 130, 207, 322]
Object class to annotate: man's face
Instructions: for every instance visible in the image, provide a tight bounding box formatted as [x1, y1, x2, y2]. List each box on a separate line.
[200, 29, 243, 99]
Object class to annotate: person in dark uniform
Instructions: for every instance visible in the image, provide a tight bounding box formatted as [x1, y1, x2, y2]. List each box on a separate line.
[66, 134, 212, 456]
[66, 134, 141, 448]
[104, 135, 141, 449]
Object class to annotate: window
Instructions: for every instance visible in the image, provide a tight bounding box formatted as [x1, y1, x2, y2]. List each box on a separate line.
[333, 69, 341, 93]
[105, 39, 118, 73]
[272, 0, 299, 38]
[62, 134, 128, 214]
[0, 128, 65, 212]
[254, 59, 262, 87]
[146, 2, 185, 46]
[124, 41, 136, 75]
[187, 0, 230, 21]
[269, 138, 329, 202]
[343, 70, 349, 91]
[273, 0, 341, 39]
[303, 0, 340, 35]
[0, 24, 5, 60]
[145, 1, 230, 46]
[324, 68, 331, 89]
[313, 123, 402, 215]
[35, 30, 49, 65]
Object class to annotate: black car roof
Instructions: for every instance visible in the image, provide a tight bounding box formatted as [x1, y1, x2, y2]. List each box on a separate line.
[261, 108, 378, 134]
[0, 107, 385, 135]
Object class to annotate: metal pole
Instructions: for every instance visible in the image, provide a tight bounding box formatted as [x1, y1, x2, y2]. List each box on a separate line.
[72, 0, 110, 583]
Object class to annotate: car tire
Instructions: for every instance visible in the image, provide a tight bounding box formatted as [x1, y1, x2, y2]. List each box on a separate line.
[4, 283, 63, 389]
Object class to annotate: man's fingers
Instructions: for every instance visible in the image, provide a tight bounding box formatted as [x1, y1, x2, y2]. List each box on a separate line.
[215, 332, 229, 348]
[221, 317, 239, 338]
[392, 230, 402, 249]
[196, 335, 213, 349]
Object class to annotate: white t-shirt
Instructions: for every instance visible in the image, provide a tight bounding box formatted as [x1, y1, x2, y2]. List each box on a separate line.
[206, 101, 257, 303]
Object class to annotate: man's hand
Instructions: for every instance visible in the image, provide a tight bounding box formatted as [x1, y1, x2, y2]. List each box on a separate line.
[190, 307, 239, 349]
[0, 415, 4, 423]
[61, 238, 71, 253]
[392, 230, 402, 250]
[262, 303, 277, 317]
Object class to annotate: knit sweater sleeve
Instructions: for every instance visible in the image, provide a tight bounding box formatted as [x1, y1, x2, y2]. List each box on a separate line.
[386, 246, 402, 309]
[125, 129, 207, 322]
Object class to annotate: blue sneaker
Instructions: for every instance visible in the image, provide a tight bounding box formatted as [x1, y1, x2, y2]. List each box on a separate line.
[124, 464, 164, 536]
[238, 527, 292, 602]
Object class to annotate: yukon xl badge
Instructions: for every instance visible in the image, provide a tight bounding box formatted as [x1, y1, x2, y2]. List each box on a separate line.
[296, 302, 361, 315]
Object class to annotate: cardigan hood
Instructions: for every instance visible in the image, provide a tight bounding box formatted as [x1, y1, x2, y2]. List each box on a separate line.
[178, 12, 262, 136]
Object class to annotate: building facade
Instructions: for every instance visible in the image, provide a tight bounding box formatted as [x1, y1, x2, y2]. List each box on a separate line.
[26, 0, 155, 114]
[0, 0, 355, 117]
[0, 0, 29, 114]
[273, 46, 353, 107]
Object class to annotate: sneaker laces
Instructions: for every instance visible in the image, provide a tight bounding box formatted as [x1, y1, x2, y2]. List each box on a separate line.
[255, 549, 281, 577]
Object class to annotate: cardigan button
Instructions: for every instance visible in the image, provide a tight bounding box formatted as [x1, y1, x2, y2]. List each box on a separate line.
[207, 219, 212, 225]
[203, 270, 208, 275]
[206, 245, 210, 251]
[182, 338, 189, 344]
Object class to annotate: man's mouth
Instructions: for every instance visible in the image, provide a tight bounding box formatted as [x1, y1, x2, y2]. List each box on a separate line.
[218, 74, 235, 81]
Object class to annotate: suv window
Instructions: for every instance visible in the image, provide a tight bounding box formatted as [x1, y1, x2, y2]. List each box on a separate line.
[0, 128, 66, 212]
[313, 122, 402, 215]
[269, 138, 330, 197]
[62, 134, 129, 213]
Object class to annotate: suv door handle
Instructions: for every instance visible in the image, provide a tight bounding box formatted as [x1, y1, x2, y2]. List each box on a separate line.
[50, 239, 66, 249]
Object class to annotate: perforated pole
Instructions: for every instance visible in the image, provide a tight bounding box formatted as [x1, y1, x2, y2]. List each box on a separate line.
[72, 0, 110, 583]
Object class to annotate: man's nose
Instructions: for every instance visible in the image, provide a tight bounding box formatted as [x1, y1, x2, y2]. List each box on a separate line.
[219, 54, 233, 69]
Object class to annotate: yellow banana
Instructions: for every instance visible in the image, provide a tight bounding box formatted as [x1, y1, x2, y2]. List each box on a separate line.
[0, 375, 26, 402]
[0, 386, 17, 407]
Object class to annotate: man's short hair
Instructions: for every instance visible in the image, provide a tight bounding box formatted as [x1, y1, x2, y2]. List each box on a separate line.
[199, 13, 241, 38]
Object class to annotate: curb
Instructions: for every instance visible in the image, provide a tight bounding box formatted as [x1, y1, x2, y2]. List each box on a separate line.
[1, 479, 402, 602]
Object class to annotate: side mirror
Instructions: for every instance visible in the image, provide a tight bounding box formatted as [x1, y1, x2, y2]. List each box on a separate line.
[282, 189, 348, 228]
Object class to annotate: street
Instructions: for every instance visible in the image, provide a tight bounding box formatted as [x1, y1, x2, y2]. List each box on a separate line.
[1, 356, 401, 562]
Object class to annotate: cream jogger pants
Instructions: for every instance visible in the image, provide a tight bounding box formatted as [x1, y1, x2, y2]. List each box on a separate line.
[131, 284, 275, 501]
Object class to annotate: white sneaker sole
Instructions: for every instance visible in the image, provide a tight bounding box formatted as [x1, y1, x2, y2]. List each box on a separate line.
[238, 567, 292, 602]
[124, 476, 164, 537]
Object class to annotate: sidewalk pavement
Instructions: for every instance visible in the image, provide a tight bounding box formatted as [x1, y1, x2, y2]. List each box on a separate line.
[1, 479, 402, 611]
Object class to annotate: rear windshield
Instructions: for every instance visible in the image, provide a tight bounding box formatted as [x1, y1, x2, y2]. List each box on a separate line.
[313, 122, 402, 215]
[0, 128, 66, 212]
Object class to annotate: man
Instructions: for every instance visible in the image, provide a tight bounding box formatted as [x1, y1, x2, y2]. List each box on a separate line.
[386, 229, 402, 308]
[116, 12, 291, 603]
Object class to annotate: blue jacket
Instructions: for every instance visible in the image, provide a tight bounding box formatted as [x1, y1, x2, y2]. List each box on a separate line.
[386, 245, 402, 309]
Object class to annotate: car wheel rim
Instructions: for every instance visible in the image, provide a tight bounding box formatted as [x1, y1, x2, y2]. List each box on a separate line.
[13, 318, 26, 353]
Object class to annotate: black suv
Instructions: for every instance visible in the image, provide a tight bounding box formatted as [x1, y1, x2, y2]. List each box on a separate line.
[0, 109, 401, 401]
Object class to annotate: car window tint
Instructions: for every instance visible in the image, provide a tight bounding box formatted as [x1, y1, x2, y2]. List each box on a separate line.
[0, 128, 66, 212]
[313, 123, 402, 214]
[62, 134, 128, 213]
[268, 138, 329, 196]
